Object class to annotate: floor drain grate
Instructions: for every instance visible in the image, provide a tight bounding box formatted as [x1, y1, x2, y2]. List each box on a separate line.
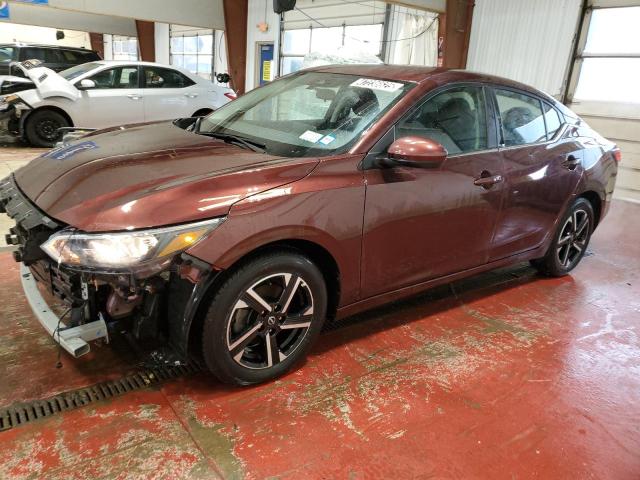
[0, 363, 201, 432]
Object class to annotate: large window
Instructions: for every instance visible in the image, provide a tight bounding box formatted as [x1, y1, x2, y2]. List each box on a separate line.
[574, 6, 640, 103]
[112, 36, 138, 61]
[281, 24, 384, 75]
[170, 27, 214, 80]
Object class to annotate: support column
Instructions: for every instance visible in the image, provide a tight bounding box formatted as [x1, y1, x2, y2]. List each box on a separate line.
[89, 33, 104, 59]
[222, 0, 248, 94]
[135, 20, 156, 62]
[442, 0, 475, 69]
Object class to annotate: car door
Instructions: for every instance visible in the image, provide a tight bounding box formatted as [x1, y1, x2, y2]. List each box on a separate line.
[74, 65, 144, 128]
[361, 84, 505, 298]
[141, 66, 199, 121]
[488, 87, 583, 261]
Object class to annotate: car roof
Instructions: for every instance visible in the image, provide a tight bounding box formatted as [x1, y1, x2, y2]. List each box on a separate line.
[305, 64, 557, 102]
[0, 42, 97, 53]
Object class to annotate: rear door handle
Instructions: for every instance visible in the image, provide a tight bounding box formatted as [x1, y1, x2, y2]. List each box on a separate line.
[562, 154, 580, 170]
[185, 93, 198, 98]
[127, 94, 141, 100]
[474, 172, 504, 189]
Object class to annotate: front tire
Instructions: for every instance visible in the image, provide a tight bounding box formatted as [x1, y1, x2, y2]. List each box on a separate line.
[201, 250, 327, 385]
[533, 197, 595, 277]
[24, 110, 70, 147]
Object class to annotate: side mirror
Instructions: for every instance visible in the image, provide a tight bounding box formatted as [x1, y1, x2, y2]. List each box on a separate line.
[384, 136, 448, 169]
[77, 79, 96, 90]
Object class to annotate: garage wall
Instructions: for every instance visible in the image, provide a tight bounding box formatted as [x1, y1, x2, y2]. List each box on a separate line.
[0, 23, 90, 48]
[466, 0, 582, 99]
[246, 0, 280, 92]
[572, 102, 640, 203]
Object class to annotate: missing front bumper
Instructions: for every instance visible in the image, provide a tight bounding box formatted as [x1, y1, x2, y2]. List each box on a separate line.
[20, 263, 109, 357]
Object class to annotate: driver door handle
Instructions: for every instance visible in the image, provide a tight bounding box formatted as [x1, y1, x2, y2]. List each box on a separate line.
[127, 93, 142, 100]
[185, 93, 199, 98]
[474, 172, 504, 189]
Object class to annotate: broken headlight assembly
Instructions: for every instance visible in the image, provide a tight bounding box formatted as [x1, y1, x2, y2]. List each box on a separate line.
[40, 217, 224, 273]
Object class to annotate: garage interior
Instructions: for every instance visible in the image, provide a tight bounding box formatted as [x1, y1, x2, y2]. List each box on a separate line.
[0, 0, 638, 478]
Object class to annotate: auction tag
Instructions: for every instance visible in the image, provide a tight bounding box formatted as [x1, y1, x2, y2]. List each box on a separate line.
[350, 78, 403, 92]
[299, 130, 324, 143]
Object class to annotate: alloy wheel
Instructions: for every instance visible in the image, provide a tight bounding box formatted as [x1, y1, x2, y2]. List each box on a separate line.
[226, 272, 314, 370]
[556, 208, 590, 269]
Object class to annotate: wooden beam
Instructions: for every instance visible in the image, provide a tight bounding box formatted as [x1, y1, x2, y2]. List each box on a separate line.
[89, 33, 105, 59]
[135, 20, 156, 62]
[222, 0, 248, 94]
[442, 0, 475, 69]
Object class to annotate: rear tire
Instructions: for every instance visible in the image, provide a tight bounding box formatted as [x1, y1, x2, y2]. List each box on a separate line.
[201, 250, 327, 385]
[25, 110, 69, 147]
[532, 197, 594, 277]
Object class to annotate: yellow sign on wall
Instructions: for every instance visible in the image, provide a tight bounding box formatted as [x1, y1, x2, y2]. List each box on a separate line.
[262, 61, 271, 82]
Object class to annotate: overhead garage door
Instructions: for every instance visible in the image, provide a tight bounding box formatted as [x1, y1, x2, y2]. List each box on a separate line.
[567, 1, 640, 203]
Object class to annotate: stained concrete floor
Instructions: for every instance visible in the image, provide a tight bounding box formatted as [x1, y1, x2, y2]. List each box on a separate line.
[0, 143, 638, 479]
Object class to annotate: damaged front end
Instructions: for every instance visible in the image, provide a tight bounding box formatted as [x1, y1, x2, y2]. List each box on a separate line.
[0, 175, 222, 360]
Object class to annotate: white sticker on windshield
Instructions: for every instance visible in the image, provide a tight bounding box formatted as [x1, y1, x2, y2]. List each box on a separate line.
[299, 130, 324, 143]
[350, 78, 403, 92]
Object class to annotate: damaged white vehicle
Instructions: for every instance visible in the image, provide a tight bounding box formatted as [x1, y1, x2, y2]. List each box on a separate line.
[0, 60, 235, 147]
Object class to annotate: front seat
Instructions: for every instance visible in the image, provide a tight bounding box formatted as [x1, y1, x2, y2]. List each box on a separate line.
[437, 97, 477, 151]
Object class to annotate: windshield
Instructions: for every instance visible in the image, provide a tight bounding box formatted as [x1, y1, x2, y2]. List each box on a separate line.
[60, 62, 102, 81]
[198, 72, 412, 157]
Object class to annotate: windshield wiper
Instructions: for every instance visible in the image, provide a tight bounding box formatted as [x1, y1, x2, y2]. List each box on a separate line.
[197, 131, 266, 153]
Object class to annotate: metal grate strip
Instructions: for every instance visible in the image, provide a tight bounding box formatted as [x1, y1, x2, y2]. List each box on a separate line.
[0, 363, 201, 432]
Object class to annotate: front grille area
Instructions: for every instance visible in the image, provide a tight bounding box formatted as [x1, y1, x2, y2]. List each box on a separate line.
[29, 260, 81, 307]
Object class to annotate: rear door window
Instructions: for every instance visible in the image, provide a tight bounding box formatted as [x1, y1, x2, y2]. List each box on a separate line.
[142, 66, 195, 88]
[543, 103, 563, 140]
[494, 89, 547, 146]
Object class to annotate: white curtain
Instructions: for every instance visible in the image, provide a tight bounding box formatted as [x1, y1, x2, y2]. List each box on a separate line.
[386, 6, 439, 67]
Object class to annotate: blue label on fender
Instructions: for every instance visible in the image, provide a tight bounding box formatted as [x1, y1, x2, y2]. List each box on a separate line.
[43, 141, 98, 161]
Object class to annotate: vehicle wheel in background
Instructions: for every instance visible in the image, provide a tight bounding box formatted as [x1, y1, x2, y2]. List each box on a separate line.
[201, 250, 327, 385]
[532, 197, 595, 277]
[24, 110, 70, 147]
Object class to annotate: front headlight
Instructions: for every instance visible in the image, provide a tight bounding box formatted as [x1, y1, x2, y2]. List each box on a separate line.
[41, 217, 224, 270]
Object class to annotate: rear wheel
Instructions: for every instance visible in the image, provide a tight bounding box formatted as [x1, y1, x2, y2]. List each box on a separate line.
[25, 110, 69, 147]
[201, 250, 327, 385]
[532, 197, 594, 277]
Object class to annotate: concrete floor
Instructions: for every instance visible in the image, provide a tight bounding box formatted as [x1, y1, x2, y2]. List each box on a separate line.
[0, 143, 638, 479]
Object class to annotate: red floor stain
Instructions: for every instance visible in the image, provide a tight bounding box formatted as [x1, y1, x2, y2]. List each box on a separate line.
[0, 199, 639, 479]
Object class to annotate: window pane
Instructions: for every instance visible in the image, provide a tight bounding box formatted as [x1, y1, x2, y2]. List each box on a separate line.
[89, 68, 118, 88]
[198, 35, 213, 55]
[310, 27, 344, 53]
[170, 36, 184, 54]
[283, 29, 311, 55]
[117, 67, 139, 88]
[584, 7, 640, 55]
[182, 54, 198, 73]
[282, 56, 304, 75]
[575, 58, 640, 103]
[143, 67, 192, 88]
[197, 55, 212, 75]
[344, 24, 383, 56]
[543, 103, 562, 140]
[398, 86, 487, 154]
[495, 90, 546, 146]
[184, 36, 198, 54]
[171, 54, 185, 68]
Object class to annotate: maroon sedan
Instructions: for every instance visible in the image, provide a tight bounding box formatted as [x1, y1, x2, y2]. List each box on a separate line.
[0, 65, 618, 385]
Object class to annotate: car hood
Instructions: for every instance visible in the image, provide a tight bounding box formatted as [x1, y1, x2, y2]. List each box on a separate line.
[15, 63, 79, 100]
[14, 122, 319, 231]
